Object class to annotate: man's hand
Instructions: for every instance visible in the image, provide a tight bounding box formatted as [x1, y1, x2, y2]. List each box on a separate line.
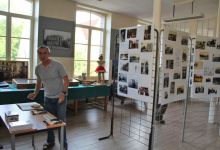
[58, 92, 65, 103]
[27, 93, 37, 100]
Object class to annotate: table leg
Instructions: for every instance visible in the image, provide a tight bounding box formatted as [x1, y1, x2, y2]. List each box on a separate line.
[74, 100, 78, 114]
[32, 134, 35, 147]
[104, 96, 108, 111]
[11, 134, 15, 150]
[60, 126, 64, 150]
[208, 97, 216, 123]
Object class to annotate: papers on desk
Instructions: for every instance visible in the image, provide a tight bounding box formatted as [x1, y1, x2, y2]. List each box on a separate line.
[9, 120, 32, 131]
[17, 102, 43, 111]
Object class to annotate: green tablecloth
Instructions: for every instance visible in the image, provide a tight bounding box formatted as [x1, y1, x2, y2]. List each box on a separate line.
[0, 84, 111, 105]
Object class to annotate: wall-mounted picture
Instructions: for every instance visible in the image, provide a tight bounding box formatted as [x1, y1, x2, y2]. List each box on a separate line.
[127, 28, 137, 38]
[168, 31, 177, 41]
[129, 54, 140, 63]
[204, 66, 214, 76]
[207, 39, 216, 47]
[170, 82, 175, 94]
[217, 43, 220, 49]
[129, 40, 139, 49]
[141, 42, 153, 52]
[138, 87, 149, 96]
[213, 77, 220, 85]
[208, 87, 217, 95]
[196, 41, 205, 49]
[181, 36, 188, 45]
[194, 61, 203, 70]
[141, 61, 149, 75]
[177, 86, 184, 95]
[194, 74, 203, 82]
[119, 73, 127, 83]
[165, 45, 173, 55]
[164, 91, 168, 99]
[215, 67, 220, 74]
[182, 49, 187, 62]
[173, 72, 181, 79]
[144, 25, 151, 40]
[120, 62, 129, 72]
[120, 53, 128, 60]
[163, 73, 169, 88]
[195, 86, 204, 93]
[43, 29, 71, 50]
[119, 84, 128, 94]
[206, 77, 211, 82]
[128, 79, 138, 89]
[199, 52, 209, 60]
[213, 54, 220, 62]
[120, 29, 126, 42]
[182, 67, 187, 79]
[166, 60, 174, 69]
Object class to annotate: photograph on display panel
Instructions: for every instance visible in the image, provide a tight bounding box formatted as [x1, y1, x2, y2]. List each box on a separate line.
[196, 41, 206, 49]
[207, 39, 216, 47]
[127, 28, 137, 38]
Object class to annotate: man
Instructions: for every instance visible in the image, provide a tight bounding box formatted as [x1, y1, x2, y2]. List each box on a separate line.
[27, 46, 69, 150]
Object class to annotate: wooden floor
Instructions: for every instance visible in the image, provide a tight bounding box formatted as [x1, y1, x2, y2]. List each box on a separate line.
[0, 98, 220, 150]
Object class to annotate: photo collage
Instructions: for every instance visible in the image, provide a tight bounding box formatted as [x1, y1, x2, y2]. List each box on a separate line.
[159, 29, 189, 104]
[118, 25, 155, 103]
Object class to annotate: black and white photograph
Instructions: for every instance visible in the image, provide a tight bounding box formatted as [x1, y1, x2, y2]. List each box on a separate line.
[199, 52, 209, 60]
[164, 91, 168, 99]
[213, 54, 220, 62]
[208, 87, 217, 95]
[194, 74, 203, 82]
[129, 40, 139, 49]
[128, 79, 138, 89]
[177, 86, 184, 95]
[195, 86, 204, 93]
[207, 39, 216, 47]
[141, 42, 153, 52]
[120, 29, 126, 42]
[196, 41, 206, 49]
[138, 87, 149, 96]
[170, 82, 175, 94]
[165, 45, 173, 55]
[141, 61, 149, 75]
[168, 31, 177, 41]
[144, 25, 151, 40]
[119, 84, 128, 94]
[204, 66, 214, 76]
[173, 72, 181, 79]
[120, 53, 128, 60]
[166, 60, 174, 69]
[206, 77, 211, 82]
[163, 73, 169, 88]
[215, 67, 220, 74]
[213, 77, 220, 85]
[182, 50, 187, 62]
[194, 61, 203, 70]
[120, 62, 129, 72]
[181, 36, 188, 45]
[127, 28, 137, 38]
[182, 67, 187, 79]
[129, 54, 140, 63]
[217, 43, 220, 49]
[43, 29, 71, 50]
[119, 73, 127, 83]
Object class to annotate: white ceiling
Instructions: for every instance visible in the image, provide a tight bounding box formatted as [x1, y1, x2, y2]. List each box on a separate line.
[71, 0, 219, 22]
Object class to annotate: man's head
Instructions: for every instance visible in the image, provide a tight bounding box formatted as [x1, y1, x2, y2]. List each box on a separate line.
[37, 46, 50, 63]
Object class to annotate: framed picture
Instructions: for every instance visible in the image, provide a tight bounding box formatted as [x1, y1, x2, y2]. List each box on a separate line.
[43, 29, 71, 50]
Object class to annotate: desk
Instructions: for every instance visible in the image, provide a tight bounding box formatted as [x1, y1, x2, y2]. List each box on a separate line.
[0, 103, 65, 150]
[0, 85, 111, 111]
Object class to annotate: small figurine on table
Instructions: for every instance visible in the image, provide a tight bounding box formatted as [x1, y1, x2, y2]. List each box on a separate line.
[95, 54, 106, 83]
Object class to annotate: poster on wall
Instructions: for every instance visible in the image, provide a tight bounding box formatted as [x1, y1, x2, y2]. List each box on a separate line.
[191, 36, 220, 100]
[117, 25, 155, 103]
[159, 28, 190, 104]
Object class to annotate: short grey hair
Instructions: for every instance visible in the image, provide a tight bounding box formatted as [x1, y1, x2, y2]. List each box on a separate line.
[38, 46, 50, 53]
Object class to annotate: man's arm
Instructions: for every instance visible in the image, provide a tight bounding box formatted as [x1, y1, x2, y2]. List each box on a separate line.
[62, 75, 69, 94]
[27, 78, 42, 100]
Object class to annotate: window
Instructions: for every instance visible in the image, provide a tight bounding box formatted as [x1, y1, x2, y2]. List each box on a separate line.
[74, 9, 106, 77]
[0, 0, 33, 71]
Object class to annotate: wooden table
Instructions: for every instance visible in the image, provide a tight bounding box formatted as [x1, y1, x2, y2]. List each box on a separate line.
[0, 103, 65, 150]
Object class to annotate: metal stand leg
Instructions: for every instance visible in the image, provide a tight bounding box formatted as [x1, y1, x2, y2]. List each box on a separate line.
[32, 134, 35, 147]
[60, 126, 64, 150]
[11, 134, 15, 150]
[208, 97, 216, 123]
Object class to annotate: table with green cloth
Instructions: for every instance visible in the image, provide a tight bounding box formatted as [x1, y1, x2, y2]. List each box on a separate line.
[0, 85, 111, 111]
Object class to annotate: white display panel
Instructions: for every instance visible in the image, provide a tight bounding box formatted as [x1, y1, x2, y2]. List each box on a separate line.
[191, 36, 220, 99]
[159, 29, 190, 104]
[117, 26, 155, 103]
